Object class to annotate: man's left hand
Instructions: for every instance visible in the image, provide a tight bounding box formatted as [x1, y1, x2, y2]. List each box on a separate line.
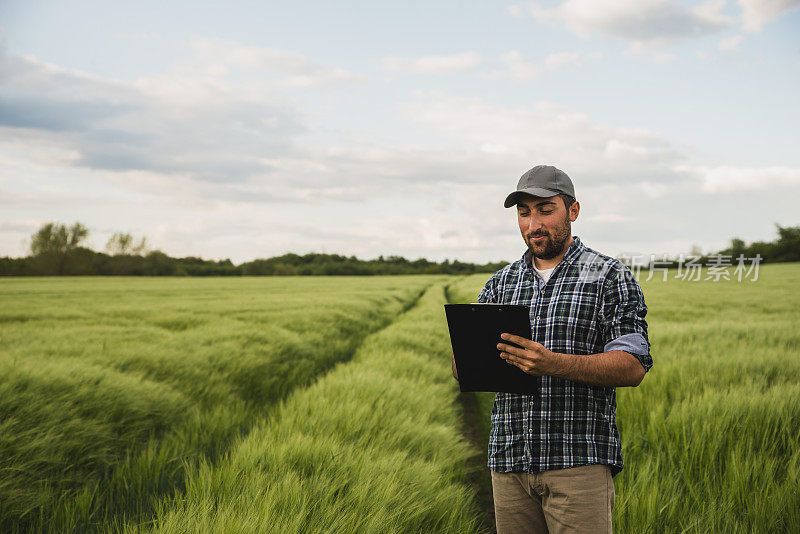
[497, 333, 564, 376]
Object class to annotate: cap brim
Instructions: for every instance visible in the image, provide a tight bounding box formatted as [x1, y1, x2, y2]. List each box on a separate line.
[503, 187, 561, 208]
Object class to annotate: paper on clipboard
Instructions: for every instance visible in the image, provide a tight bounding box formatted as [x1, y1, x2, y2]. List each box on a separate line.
[444, 303, 539, 394]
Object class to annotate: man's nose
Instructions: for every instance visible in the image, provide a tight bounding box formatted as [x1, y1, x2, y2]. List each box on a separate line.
[525, 215, 543, 232]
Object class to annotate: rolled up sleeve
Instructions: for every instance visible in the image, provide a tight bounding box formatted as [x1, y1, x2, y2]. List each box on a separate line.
[600, 265, 653, 372]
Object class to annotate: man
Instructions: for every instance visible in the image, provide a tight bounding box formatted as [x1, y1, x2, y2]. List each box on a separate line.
[452, 165, 652, 534]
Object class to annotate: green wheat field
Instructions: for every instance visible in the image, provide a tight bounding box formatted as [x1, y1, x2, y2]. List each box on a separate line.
[1, 265, 798, 533]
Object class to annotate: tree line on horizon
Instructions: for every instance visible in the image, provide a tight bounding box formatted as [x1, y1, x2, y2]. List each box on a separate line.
[1, 222, 798, 277]
[0, 222, 509, 276]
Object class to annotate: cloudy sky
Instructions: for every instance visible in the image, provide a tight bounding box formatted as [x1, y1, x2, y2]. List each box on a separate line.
[1, 0, 799, 264]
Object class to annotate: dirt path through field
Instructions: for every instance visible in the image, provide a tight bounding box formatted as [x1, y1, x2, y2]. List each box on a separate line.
[458, 391, 497, 533]
[444, 282, 497, 534]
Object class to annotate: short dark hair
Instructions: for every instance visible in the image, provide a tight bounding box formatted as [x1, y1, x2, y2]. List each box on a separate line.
[558, 194, 576, 210]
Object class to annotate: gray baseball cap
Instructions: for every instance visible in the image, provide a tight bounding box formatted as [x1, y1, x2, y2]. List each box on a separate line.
[503, 165, 576, 208]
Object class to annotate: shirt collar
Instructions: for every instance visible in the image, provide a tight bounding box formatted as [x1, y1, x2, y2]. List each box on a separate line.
[522, 236, 584, 271]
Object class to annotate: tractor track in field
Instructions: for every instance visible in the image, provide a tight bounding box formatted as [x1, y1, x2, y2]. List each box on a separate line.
[459, 391, 497, 534]
[444, 282, 497, 534]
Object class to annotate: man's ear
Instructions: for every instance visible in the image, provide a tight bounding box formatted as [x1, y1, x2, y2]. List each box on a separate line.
[569, 201, 580, 222]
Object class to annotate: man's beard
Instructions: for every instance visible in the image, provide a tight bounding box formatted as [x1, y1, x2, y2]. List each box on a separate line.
[525, 215, 571, 260]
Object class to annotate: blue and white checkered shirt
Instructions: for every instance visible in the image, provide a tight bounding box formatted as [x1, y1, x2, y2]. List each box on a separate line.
[478, 236, 652, 477]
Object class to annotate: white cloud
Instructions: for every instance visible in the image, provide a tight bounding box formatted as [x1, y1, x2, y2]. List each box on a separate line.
[584, 213, 637, 223]
[518, 0, 732, 49]
[0, 39, 316, 185]
[499, 50, 542, 79]
[190, 38, 368, 86]
[402, 92, 682, 183]
[678, 165, 800, 192]
[636, 181, 670, 198]
[545, 51, 583, 69]
[649, 51, 678, 63]
[714, 0, 799, 52]
[496, 50, 601, 80]
[381, 52, 483, 73]
[278, 68, 367, 87]
[718, 34, 744, 51]
[0, 219, 46, 232]
[739, 0, 800, 32]
[191, 39, 312, 72]
[508, 4, 526, 18]
[603, 139, 659, 161]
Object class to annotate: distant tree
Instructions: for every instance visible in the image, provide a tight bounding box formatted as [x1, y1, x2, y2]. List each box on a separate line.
[273, 263, 298, 276]
[774, 224, 800, 262]
[728, 238, 746, 257]
[105, 232, 148, 255]
[143, 250, 185, 276]
[718, 224, 800, 263]
[29, 222, 89, 275]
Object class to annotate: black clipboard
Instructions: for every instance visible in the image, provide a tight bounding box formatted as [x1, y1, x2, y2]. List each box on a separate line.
[444, 303, 538, 394]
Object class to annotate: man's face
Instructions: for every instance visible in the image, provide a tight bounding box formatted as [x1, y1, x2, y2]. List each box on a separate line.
[516, 195, 578, 260]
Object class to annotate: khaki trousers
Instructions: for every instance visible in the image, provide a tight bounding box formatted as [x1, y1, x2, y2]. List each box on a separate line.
[491, 464, 615, 534]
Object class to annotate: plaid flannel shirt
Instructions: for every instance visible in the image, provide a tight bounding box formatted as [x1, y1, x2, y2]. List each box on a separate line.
[478, 236, 652, 477]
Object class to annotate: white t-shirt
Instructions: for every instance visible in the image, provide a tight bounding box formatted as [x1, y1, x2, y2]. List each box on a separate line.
[533, 265, 556, 284]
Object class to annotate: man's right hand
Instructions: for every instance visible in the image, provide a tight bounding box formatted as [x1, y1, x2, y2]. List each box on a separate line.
[452, 353, 458, 381]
